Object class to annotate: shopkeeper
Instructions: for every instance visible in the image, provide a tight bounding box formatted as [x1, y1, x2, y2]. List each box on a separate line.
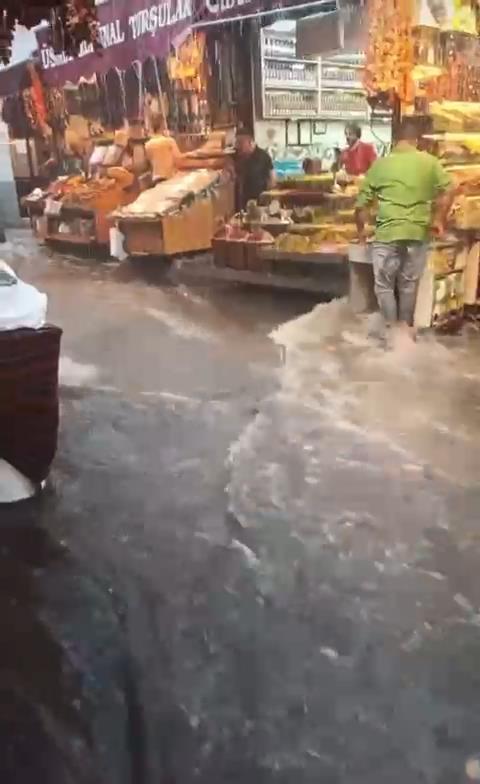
[145, 116, 183, 184]
[235, 131, 276, 208]
[340, 123, 377, 176]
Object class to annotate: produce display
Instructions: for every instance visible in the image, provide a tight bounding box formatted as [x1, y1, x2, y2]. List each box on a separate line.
[112, 169, 221, 220]
[215, 222, 274, 244]
[48, 169, 135, 212]
[277, 173, 335, 192]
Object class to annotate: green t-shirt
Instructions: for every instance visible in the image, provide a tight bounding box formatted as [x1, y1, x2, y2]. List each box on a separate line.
[356, 146, 451, 242]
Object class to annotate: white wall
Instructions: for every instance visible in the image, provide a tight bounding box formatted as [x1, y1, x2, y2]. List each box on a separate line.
[254, 117, 391, 167]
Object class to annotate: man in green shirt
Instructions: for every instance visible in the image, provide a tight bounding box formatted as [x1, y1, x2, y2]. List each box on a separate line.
[355, 119, 454, 329]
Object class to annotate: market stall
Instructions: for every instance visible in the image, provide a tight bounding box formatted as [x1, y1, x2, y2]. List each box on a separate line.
[355, 0, 480, 331]
[211, 171, 363, 296]
[111, 167, 234, 257]
[23, 127, 144, 248]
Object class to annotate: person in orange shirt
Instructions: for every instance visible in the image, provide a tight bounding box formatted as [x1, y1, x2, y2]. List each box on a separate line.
[145, 116, 183, 183]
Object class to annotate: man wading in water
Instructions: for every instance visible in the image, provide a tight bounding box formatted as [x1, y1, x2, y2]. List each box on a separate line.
[355, 118, 455, 341]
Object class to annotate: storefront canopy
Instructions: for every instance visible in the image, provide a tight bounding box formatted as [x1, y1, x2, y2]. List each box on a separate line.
[0, 58, 34, 97]
[36, 0, 193, 87]
[36, 0, 335, 87]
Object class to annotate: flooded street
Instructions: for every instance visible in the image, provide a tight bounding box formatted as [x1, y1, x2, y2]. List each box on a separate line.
[3, 229, 480, 783]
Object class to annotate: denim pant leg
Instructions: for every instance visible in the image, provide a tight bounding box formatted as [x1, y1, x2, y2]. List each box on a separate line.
[372, 242, 401, 324]
[398, 242, 428, 325]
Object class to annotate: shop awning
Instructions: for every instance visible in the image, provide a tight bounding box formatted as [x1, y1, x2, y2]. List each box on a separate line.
[36, 0, 338, 87]
[36, 0, 194, 87]
[0, 58, 34, 97]
[194, 0, 334, 26]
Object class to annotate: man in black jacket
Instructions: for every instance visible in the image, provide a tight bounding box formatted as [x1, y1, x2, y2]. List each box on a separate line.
[235, 131, 276, 208]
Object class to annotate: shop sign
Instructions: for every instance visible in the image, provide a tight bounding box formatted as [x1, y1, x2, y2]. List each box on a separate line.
[36, 0, 329, 85]
[198, 0, 324, 23]
[36, 0, 193, 86]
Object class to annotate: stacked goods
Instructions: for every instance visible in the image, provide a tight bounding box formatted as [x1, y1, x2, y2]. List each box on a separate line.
[451, 195, 480, 229]
[278, 173, 335, 192]
[215, 223, 273, 243]
[447, 164, 480, 194]
[363, 0, 414, 103]
[430, 102, 480, 131]
[48, 169, 135, 212]
[112, 170, 221, 221]
[274, 222, 373, 253]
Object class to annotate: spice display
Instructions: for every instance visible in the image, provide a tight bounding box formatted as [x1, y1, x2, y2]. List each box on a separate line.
[49, 169, 135, 212]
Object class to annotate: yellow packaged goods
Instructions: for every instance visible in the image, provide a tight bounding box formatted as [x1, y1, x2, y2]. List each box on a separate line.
[452, 195, 480, 229]
[448, 165, 480, 194]
[430, 102, 480, 132]
[280, 173, 334, 192]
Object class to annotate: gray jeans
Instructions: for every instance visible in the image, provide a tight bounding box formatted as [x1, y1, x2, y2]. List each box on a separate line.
[372, 241, 428, 325]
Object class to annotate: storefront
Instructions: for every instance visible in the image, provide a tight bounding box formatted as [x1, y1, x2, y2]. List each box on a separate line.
[208, 1, 373, 288]
[363, 0, 480, 331]
[17, 0, 243, 255]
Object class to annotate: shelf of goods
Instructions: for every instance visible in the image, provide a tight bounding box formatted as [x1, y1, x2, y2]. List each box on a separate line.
[414, 130, 480, 330]
[260, 29, 321, 119]
[260, 28, 370, 121]
[111, 169, 234, 258]
[320, 57, 369, 120]
[212, 174, 362, 284]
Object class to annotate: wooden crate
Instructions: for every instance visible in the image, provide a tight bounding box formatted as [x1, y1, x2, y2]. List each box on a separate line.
[162, 199, 214, 255]
[121, 221, 164, 255]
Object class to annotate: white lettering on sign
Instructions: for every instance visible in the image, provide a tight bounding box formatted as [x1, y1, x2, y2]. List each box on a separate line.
[205, 0, 253, 15]
[128, 0, 192, 39]
[40, 0, 192, 70]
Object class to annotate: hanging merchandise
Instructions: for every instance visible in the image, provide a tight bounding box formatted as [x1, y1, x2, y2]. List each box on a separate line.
[46, 88, 68, 133]
[143, 57, 159, 97]
[124, 63, 142, 122]
[49, 0, 101, 58]
[2, 95, 30, 138]
[364, 0, 415, 104]
[103, 69, 126, 129]
[78, 79, 100, 120]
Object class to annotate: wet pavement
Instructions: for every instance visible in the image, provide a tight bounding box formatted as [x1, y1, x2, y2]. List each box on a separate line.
[3, 230, 480, 783]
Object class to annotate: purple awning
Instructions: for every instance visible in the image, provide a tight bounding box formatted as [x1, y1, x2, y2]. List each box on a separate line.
[0, 58, 33, 97]
[36, 0, 331, 87]
[36, 0, 193, 87]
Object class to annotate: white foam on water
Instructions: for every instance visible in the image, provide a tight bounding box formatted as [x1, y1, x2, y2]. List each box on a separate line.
[59, 356, 99, 387]
[144, 306, 218, 343]
[270, 299, 480, 485]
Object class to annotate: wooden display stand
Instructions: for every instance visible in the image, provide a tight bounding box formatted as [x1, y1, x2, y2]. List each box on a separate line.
[120, 198, 214, 257]
[117, 179, 234, 258]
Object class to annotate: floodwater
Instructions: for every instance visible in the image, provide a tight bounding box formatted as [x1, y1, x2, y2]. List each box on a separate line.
[3, 230, 480, 784]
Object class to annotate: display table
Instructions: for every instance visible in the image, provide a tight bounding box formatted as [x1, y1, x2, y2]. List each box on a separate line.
[111, 171, 234, 259]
